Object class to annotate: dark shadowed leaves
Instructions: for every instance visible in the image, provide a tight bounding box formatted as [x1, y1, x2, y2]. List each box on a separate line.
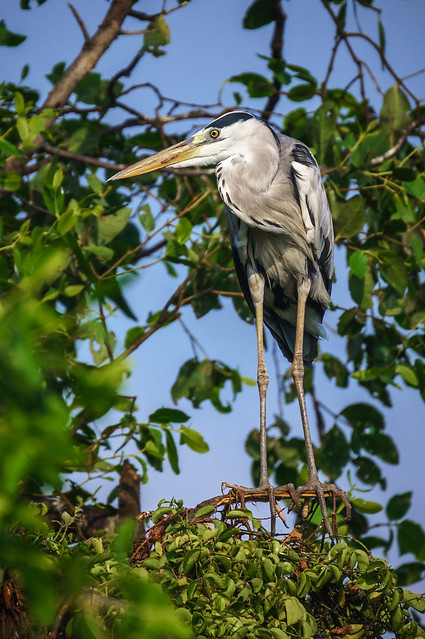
[353, 456, 385, 488]
[321, 353, 349, 388]
[386, 492, 412, 521]
[318, 426, 350, 479]
[243, 0, 274, 29]
[0, 20, 26, 46]
[149, 408, 190, 424]
[397, 520, 425, 558]
[340, 403, 385, 432]
[334, 196, 366, 239]
[171, 358, 242, 413]
[229, 73, 274, 98]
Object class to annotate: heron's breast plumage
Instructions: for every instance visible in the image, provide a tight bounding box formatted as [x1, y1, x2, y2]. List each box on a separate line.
[220, 134, 334, 364]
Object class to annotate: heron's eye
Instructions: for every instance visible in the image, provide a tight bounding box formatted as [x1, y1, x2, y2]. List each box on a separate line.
[209, 129, 220, 139]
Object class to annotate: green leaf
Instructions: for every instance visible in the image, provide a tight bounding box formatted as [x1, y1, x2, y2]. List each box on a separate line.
[17, 116, 29, 141]
[229, 73, 274, 98]
[45, 61, 66, 85]
[334, 196, 366, 238]
[0, 139, 25, 158]
[403, 589, 425, 613]
[151, 506, 173, 523]
[225, 508, 253, 520]
[124, 326, 145, 349]
[365, 432, 399, 465]
[319, 426, 350, 479]
[396, 364, 418, 388]
[0, 20, 26, 46]
[380, 83, 410, 133]
[392, 167, 416, 182]
[348, 267, 374, 308]
[397, 520, 425, 557]
[165, 430, 180, 474]
[52, 168, 63, 190]
[321, 353, 349, 388]
[284, 596, 306, 626]
[87, 173, 103, 195]
[96, 207, 131, 244]
[171, 358, 242, 413]
[139, 204, 155, 232]
[179, 426, 209, 453]
[0, 171, 21, 191]
[243, 0, 274, 29]
[341, 403, 385, 431]
[350, 498, 383, 514]
[63, 284, 84, 297]
[396, 563, 425, 587]
[20, 63, 29, 81]
[287, 83, 316, 102]
[144, 14, 170, 48]
[57, 208, 78, 235]
[270, 629, 289, 639]
[175, 217, 192, 244]
[349, 251, 368, 279]
[286, 64, 318, 85]
[149, 408, 190, 424]
[312, 100, 336, 163]
[14, 91, 25, 115]
[353, 456, 384, 487]
[386, 492, 412, 521]
[194, 505, 216, 518]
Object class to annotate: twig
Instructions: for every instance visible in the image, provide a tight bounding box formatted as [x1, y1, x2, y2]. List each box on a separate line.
[369, 117, 425, 166]
[68, 3, 90, 42]
[128, 4, 188, 22]
[107, 46, 146, 104]
[262, 0, 286, 121]
[43, 143, 121, 172]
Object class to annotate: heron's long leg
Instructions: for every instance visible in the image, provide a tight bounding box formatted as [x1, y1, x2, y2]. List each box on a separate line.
[292, 280, 333, 536]
[292, 280, 318, 481]
[247, 271, 270, 489]
[245, 271, 279, 533]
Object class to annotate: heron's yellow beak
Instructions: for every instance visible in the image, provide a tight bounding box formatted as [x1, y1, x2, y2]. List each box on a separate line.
[108, 136, 203, 181]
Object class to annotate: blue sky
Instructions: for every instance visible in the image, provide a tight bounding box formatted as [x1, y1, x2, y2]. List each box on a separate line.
[2, 0, 425, 562]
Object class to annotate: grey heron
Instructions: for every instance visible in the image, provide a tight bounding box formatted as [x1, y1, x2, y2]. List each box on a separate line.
[109, 111, 350, 535]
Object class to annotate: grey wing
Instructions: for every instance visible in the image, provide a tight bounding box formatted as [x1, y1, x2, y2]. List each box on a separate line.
[227, 211, 317, 364]
[290, 143, 334, 298]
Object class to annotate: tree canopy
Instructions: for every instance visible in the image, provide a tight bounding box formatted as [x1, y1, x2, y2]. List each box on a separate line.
[0, 0, 424, 636]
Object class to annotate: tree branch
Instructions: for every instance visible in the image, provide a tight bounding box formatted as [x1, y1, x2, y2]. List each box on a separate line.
[42, 0, 137, 112]
[369, 117, 425, 166]
[261, 0, 286, 122]
[67, 3, 90, 43]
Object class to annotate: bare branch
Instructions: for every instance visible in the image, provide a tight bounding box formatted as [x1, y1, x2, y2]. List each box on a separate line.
[107, 46, 146, 104]
[43, 0, 137, 112]
[370, 117, 425, 166]
[262, 0, 287, 121]
[128, 3, 188, 22]
[43, 143, 122, 172]
[67, 3, 90, 43]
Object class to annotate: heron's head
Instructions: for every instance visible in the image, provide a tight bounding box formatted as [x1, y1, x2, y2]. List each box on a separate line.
[108, 111, 280, 181]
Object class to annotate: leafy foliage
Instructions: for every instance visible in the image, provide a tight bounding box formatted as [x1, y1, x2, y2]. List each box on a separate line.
[0, 0, 424, 635]
[136, 503, 425, 639]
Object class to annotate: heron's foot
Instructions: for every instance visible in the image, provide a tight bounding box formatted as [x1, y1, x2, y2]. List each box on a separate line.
[221, 482, 297, 534]
[292, 477, 351, 537]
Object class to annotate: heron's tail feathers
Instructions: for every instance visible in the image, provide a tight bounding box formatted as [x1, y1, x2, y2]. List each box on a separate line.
[264, 307, 327, 366]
